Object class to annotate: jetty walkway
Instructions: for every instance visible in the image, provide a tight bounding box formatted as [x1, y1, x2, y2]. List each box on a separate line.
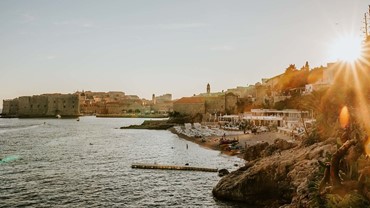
[131, 163, 218, 172]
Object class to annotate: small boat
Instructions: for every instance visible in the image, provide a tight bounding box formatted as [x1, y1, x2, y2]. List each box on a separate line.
[77, 118, 80, 121]
[56, 114, 61, 119]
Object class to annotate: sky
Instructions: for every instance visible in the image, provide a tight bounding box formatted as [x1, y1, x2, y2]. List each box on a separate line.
[0, 0, 369, 105]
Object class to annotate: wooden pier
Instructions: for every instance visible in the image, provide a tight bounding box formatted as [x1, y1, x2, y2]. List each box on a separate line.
[131, 163, 218, 172]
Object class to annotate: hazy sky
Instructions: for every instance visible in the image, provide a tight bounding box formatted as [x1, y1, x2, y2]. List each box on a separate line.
[0, 0, 369, 105]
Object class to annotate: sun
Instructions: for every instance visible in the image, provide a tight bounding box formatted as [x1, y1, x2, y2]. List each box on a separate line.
[329, 34, 363, 63]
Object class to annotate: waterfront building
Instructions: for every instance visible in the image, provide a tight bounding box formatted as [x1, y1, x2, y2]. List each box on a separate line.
[242, 109, 314, 136]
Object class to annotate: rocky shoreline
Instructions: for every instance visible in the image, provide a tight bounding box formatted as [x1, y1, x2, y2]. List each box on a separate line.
[212, 139, 337, 207]
[121, 120, 340, 207]
[120, 120, 175, 130]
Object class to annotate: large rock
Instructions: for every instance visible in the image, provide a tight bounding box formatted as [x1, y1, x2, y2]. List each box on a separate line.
[244, 139, 297, 161]
[244, 142, 269, 161]
[213, 142, 336, 207]
[218, 169, 230, 177]
[274, 138, 297, 151]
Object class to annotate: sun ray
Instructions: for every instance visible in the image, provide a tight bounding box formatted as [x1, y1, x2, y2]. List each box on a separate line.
[328, 34, 363, 64]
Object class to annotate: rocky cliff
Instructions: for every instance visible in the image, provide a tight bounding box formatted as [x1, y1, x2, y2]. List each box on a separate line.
[213, 139, 338, 207]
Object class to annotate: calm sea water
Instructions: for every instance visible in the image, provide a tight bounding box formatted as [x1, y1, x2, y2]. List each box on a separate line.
[0, 117, 245, 207]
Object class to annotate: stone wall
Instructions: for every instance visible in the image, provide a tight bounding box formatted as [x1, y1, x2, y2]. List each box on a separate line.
[173, 102, 205, 117]
[225, 93, 238, 114]
[1, 100, 10, 115]
[2, 99, 19, 116]
[174, 94, 239, 119]
[18, 96, 48, 117]
[205, 96, 225, 114]
[152, 101, 173, 113]
[156, 94, 172, 102]
[1, 94, 80, 117]
[46, 94, 79, 116]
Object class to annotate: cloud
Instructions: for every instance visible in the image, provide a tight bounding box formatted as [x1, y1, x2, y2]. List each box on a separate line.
[210, 45, 235, 51]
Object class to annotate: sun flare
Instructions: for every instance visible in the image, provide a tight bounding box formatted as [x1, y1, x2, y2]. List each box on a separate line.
[329, 35, 363, 63]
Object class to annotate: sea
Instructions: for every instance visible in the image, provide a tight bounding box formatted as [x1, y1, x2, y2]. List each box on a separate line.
[0, 116, 245, 207]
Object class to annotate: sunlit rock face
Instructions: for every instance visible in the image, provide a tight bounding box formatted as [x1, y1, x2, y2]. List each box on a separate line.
[213, 141, 336, 207]
[243, 139, 297, 161]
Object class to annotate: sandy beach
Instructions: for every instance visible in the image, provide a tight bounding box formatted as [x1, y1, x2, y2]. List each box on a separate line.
[170, 127, 294, 159]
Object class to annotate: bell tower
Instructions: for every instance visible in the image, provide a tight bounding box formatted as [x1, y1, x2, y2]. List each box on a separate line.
[207, 83, 210, 94]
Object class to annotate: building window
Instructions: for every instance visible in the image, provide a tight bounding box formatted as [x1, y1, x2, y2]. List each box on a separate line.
[30, 105, 33, 108]
[72, 105, 75, 108]
[63, 105, 66, 108]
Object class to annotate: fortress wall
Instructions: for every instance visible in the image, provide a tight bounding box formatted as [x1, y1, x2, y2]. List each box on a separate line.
[46, 96, 59, 116]
[47, 94, 80, 116]
[28, 96, 48, 116]
[205, 96, 225, 114]
[18, 96, 31, 116]
[225, 93, 238, 114]
[2, 94, 80, 117]
[7, 99, 19, 115]
[2, 100, 12, 115]
[173, 103, 205, 117]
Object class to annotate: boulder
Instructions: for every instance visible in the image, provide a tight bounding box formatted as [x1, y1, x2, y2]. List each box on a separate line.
[213, 142, 336, 207]
[218, 169, 230, 177]
[244, 142, 269, 161]
[244, 139, 297, 161]
[274, 138, 297, 151]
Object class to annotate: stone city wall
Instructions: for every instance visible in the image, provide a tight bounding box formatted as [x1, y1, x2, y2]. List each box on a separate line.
[1, 94, 80, 117]
[2, 99, 19, 116]
[173, 102, 205, 117]
[225, 93, 238, 114]
[205, 96, 225, 115]
[46, 94, 80, 116]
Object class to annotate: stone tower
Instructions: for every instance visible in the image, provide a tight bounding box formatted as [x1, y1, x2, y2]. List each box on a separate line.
[152, 94, 156, 105]
[207, 83, 210, 94]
